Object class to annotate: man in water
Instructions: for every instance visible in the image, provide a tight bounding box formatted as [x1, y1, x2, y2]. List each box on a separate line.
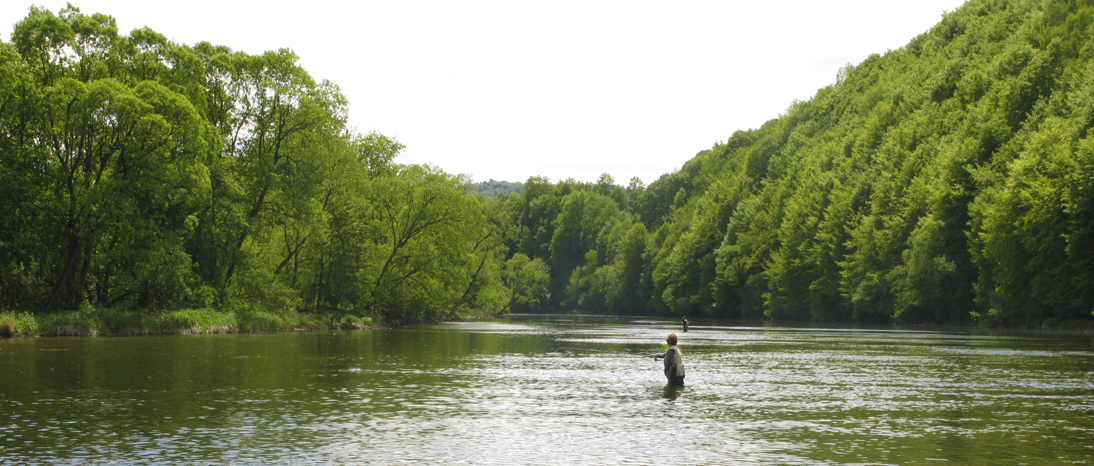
[648, 333, 685, 385]
[682, 316, 689, 332]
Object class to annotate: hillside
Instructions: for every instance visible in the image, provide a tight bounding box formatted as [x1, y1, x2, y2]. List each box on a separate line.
[629, 0, 1094, 324]
[494, 0, 1094, 326]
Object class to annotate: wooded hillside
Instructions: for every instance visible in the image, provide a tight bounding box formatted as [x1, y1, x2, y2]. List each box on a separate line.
[494, 0, 1094, 326]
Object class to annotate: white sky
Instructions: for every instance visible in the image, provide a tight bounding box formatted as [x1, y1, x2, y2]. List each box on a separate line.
[2, 0, 968, 184]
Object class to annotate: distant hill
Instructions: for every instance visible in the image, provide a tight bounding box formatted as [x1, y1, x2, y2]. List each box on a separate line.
[474, 180, 525, 197]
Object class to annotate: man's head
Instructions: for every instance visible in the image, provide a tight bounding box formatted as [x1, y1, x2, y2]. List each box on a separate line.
[667, 333, 678, 346]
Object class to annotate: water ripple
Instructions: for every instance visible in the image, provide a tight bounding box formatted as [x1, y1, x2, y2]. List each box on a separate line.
[2, 317, 1093, 464]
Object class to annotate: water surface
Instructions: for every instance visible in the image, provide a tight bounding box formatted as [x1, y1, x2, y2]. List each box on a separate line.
[2, 315, 1093, 464]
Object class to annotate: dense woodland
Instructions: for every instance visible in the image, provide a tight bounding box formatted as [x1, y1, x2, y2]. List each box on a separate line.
[3, 0, 1094, 328]
[0, 5, 551, 326]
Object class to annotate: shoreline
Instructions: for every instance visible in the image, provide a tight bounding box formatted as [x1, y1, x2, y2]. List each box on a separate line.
[4, 309, 1092, 339]
[0, 308, 380, 338]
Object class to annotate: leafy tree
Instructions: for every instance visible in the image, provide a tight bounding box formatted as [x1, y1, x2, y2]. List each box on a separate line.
[502, 253, 550, 312]
[5, 9, 216, 310]
[357, 165, 487, 321]
[0, 6, 513, 325]
[548, 190, 621, 305]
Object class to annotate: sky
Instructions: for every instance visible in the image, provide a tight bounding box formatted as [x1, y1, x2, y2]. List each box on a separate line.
[1, 0, 969, 185]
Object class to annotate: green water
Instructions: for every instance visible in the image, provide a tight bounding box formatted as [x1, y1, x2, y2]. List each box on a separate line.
[2, 315, 1093, 464]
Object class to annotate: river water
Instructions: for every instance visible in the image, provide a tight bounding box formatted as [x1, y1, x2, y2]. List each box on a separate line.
[2, 315, 1093, 465]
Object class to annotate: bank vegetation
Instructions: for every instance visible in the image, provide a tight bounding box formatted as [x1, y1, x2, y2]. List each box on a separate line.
[4, 0, 1094, 336]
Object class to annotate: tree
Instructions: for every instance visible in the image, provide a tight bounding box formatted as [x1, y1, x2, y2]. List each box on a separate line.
[6, 25, 216, 309]
[503, 253, 550, 312]
[548, 191, 621, 305]
[357, 165, 486, 321]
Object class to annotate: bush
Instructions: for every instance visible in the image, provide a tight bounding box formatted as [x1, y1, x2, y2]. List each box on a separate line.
[236, 310, 284, 333]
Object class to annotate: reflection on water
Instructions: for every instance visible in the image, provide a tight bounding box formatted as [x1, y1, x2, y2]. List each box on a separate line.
[661, 384, 684, 401]
[2, 316, 1094, 464]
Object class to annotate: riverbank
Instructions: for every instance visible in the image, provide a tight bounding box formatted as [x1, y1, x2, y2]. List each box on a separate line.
[5, 309, 1090, 338]
[0, 308, 375, 338]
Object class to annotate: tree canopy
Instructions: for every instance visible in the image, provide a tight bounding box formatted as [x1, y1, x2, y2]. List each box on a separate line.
[0, 6, 537, 323]
[484, 0, 1094, 327]
[5, 0, 1094, 328]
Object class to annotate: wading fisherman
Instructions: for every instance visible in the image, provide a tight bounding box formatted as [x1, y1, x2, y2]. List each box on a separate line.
[648, 333, 685, 385]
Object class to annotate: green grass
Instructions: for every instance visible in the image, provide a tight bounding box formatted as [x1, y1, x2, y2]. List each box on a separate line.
[0, 307, 378, 337]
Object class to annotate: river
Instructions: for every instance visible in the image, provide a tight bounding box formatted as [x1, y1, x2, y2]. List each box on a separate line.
[2, 315, 1093, 464]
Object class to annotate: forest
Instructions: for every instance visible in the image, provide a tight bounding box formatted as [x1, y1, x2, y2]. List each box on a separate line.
[3, 0, 1094, 334]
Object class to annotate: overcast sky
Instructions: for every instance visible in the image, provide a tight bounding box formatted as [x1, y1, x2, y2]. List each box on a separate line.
[2, 0, 968, 184]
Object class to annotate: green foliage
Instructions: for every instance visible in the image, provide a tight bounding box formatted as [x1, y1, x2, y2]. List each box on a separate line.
[502, 253, 550, 311]
[7, 0, 1094, 328]
[0, 6, 514, 325]
[495, 0, 1094, 325]
[549, 190, 622, 297]
[475, 179, 525, 198]
[0, 307, 364, 337]
[356, 165, 494, 321]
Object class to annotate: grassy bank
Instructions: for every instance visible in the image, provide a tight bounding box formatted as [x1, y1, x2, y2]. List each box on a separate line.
[0, 307, 374, 338]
